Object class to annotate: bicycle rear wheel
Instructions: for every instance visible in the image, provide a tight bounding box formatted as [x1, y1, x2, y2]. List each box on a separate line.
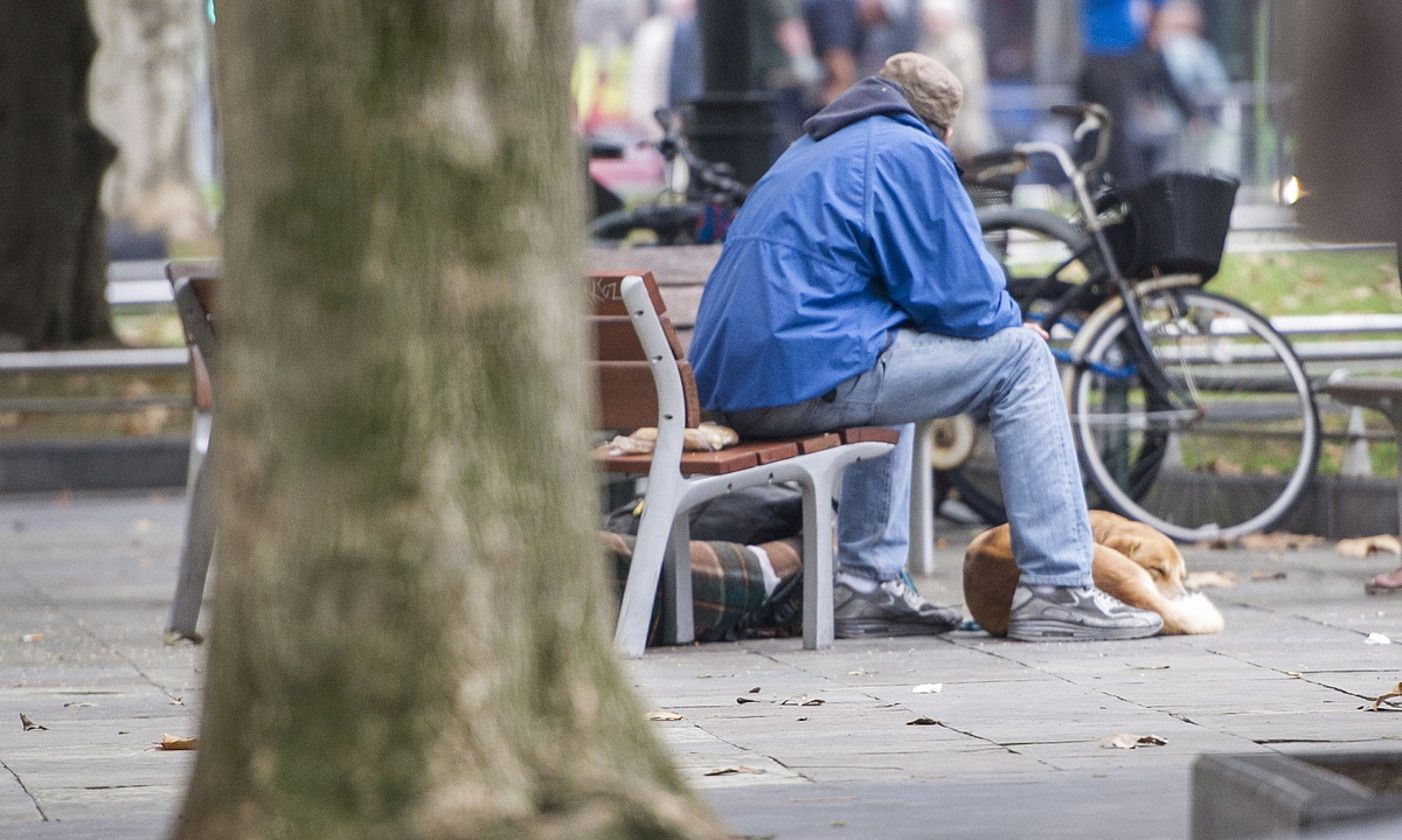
[940, 207, 1100, 525]
[1067, 287, 1319, 542]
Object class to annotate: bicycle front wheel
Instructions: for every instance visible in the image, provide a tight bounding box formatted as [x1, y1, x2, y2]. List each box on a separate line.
[1068, 287, 1319, 542]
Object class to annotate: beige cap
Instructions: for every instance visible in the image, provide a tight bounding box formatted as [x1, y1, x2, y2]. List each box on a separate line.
[879, 52, 963, 136]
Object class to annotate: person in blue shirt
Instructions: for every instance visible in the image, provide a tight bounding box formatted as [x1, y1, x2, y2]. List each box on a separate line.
[689, 53, 1163, 641]
[1078, 0, 1194, 184]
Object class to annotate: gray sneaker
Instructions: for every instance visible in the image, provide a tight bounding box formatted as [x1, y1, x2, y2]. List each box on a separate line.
[1006, 584, 1163, 642]
[834, 574, 963, 638]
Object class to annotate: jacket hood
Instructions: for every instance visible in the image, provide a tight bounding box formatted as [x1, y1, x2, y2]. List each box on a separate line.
[803, 75, 923, 141]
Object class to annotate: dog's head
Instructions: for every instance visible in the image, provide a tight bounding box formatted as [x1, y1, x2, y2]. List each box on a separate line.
[1118, 533, 1189, 600]
[1089, 511, 1188, 600]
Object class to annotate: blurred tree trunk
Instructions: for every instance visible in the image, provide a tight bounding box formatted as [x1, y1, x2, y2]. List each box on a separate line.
[89, 0, 211, 244]
[173, 3, 726, 840]
[1295, 0, 1402, 248]
[0, 1, 116, 350]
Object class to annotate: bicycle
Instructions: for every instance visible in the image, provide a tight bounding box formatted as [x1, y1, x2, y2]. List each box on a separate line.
[934, 104, 1320, 543]
[589, 108, 750, 247]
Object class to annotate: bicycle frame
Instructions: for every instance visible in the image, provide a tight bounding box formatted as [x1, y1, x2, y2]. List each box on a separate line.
[1011, 130, 1194, 409]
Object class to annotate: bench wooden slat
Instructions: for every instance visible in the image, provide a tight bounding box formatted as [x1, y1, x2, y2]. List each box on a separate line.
[593, 360, 701, 430]
[189, 277, 218, 324]
[597, 434, 840, 475]
[594, 315, 685, 362]
[839, 426, 901, 445]
[797, 432, 841, 453]
[189, 347, 213, 411]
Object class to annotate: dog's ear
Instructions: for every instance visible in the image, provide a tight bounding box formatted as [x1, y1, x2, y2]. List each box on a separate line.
[1116, 536, 1143, 560]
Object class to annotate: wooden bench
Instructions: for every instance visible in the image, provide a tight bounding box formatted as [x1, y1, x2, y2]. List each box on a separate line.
[158, 261, 898, 655]
[589, 272, 897, 657]
[164, 260, 220, 643]
[1323, 377, 1402, 534]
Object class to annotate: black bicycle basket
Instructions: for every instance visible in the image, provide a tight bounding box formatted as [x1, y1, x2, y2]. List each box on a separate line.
[1101, 170, 1240, 281]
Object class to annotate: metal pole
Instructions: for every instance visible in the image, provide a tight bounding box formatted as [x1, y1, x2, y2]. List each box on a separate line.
[688, 0, 777, 186]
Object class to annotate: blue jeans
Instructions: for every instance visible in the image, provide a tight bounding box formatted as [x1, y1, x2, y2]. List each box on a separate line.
[723, 327, 1094, 587]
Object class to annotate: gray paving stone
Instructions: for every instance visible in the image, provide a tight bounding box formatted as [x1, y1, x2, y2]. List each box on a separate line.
[9, 492, 1402, 839]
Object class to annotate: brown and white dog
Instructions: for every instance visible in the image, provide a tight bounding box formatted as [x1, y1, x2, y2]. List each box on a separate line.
[963, 510, 1224, 636]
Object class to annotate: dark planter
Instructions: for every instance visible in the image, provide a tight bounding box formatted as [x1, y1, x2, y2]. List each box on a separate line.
[1192, 751, 1402, 839]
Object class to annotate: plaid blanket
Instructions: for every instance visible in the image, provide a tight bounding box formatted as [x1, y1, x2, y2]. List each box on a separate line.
[601, 531, 803, 645]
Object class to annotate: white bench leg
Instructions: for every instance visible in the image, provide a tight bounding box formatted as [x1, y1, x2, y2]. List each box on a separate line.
[659, 516, 694, 645]
[166, 450, 215, 643]
[614, 489, 680, 658]
[801, 471, 836, 651]
[909, 419, 938, 576]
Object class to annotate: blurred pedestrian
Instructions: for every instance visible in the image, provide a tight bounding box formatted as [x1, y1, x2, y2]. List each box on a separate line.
[1152, 0, 1234, 172]
[758, 0, 824, 152]
[918, 0, 995, 160]
[804, 0, 907, 107]
[628, 0, 696, 140]
[1076, 0, 1193, 185]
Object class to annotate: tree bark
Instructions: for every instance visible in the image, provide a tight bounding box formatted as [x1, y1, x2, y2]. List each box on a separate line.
[0, 1, 116, 349]
[175, 3, 725, 839]
[89, 0, 211, 242]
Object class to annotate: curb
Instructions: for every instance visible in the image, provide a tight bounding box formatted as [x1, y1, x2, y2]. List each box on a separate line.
[0, 438, 189, 495]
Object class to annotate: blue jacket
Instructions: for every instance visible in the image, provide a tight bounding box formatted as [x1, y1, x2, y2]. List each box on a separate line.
[689, 76, 1021, 412]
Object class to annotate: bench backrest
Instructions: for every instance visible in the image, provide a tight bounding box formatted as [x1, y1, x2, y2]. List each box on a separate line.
[161, 264, 695, 431]
[587, 271, 701, 430]
[166, 261, 220, 410]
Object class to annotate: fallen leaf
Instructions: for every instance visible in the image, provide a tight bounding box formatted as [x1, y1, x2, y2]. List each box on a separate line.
[1337, 535, 1402, 558]
[1099, 733, 1166, 749]
[168, 697, 185, 706]
[646, 709, 683, 721]
[1126, 664, 1171, 670]
[1365, 682, 1402, 712]
[703, 765, 765, 777]
[1250, 570, 1288, 581]
[911, 683, 943, 694]
[1185, 571, 1237, 590]
[796, 716, 810, 722]
[19, 714, 47, 732]
[736, 697, 763, 704]
[1365, 633, 1392, 645]
[1285, 671, 1302, 678]
[747, 686, 761, 694]
[779, 694, 825, 707]
[906, 717, 940, 726]
[847, 668, 874, 676]
[157, 734, 198, 751]
[62, 702, 96, 709]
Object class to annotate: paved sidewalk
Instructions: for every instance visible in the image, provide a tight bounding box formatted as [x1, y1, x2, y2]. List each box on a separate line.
[3, 493, 1402, 839]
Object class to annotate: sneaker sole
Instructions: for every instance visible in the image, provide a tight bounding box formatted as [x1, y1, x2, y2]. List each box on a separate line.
[835, 617, 961, 639]
[1006, 619, 1162, 642]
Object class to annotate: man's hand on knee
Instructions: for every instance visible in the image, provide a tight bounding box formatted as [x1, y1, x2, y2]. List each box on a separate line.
[1023, 321, 1050, 341]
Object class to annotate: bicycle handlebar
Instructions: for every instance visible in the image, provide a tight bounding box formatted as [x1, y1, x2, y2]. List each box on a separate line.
[652, 106, 750, 203]
[1048, 102, 1113, 177]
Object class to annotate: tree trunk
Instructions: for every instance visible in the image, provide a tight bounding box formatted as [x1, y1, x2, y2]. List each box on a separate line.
[174, 3, 726, 839]
[0, 1, 116, 350]
[89, 0, 211, 243]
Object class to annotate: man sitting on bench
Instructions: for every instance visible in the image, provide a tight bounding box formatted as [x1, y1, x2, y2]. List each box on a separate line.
[689, 53, 1163, 641]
